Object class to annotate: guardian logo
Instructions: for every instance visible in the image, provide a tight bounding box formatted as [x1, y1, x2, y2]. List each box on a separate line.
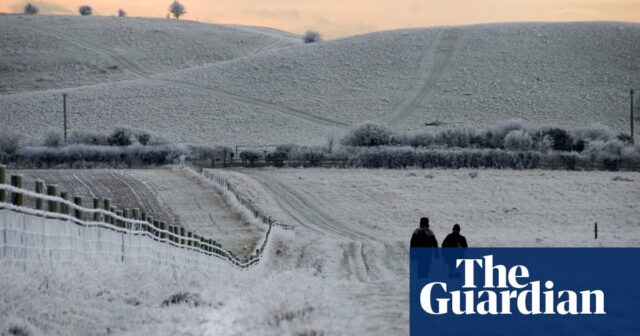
[420, 255, 605, 315]
[410, 248, 640, 336]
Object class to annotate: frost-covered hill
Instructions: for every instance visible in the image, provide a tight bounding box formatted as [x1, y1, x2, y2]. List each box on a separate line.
[0, 15, 300, 93]
[1, 18, 638, 145]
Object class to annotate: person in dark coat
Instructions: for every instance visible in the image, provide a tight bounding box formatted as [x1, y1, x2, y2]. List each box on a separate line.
[410, 217, 438, 248]
[441, 224, 468, 279]
[441, 224, 468, 248]
[410, 217, 438, 278]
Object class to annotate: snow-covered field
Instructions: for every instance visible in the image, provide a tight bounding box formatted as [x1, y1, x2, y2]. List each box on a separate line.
[3, 168, 638, 335]
[11, 167, 262, 254]
[2, 14, 640, 335]
[1, 17, 638, 145]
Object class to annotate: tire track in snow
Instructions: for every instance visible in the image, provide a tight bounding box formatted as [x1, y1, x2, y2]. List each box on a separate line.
[15, 22, 348, 128]
[249, 172, 374, 240]
[383, 28, 463, 126]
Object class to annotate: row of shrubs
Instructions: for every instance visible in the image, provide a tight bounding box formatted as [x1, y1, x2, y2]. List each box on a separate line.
[238, 144, 640, 170]
[340, 121, 633, 153]
[2, 123, 638, 170]
[0, 127, 231, 168]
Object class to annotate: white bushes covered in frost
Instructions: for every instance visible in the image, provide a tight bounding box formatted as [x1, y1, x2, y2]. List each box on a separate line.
[504, 130, 533, 151]
[340, 122, 392, 147]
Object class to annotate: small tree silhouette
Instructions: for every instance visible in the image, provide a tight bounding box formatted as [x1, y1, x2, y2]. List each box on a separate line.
[79, 5, 92, 16]
[303, 30, 322, 43]
[24, 2, 39, 15]
[117, 8, 126, 17]
[168, 1, 186, 19]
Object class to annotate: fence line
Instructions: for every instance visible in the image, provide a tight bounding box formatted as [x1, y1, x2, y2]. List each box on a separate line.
[0, 164, 282, 270]
[196, 167, 293, 231]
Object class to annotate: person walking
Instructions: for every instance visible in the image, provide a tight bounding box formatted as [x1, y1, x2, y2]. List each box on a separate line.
[441, 224, 468, 248]
[410, 217, 438, 248]
[410, 217, 438, 278]
[441, 224, 468, 279]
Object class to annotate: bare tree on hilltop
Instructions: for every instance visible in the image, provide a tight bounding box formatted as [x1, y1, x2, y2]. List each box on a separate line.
[24, 2, 39, 15]
[79, 5, 92, 16]
[168, 1, 186, 19]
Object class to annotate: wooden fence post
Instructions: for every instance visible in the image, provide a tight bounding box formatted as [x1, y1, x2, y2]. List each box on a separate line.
[109, 207, 116, 224]
[193, 234, 200, 249]
[123, 209, 130, 229]
[0, 164, 5, 203]
[159, 221, 167, 239]
[102, 199, 111, 224]
[153, 220, 160, 238]
[167, 226, 175, 242]
[10, 175, 24, 206]
[146, 216, 154, 235]
[115, 210, 123, 228]
[93, 198, 101, 221]
[595, 222, 598, 240]
[47, 185, 58, 212]
[35, 179, 45, 210]
[73, 196, 83, 220]
[59, 192, 69, 215]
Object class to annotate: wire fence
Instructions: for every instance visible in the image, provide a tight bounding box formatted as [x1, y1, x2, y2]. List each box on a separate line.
[0, 164, 284, 270]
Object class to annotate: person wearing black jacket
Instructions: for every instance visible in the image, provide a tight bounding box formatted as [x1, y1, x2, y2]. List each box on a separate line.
[410, 217, 438, 248]
[410, 217, 438, 278]
[441, 224, 468, 279]
[442, 224, 468, 248]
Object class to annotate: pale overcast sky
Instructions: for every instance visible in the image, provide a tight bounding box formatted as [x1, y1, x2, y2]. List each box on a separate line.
[3, 0, 640, 38]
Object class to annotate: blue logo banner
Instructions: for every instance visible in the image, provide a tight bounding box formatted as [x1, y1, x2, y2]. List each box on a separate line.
[410, 248, 640, 335]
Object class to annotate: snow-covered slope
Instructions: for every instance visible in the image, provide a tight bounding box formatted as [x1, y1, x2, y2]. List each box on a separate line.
[1, 19, 638, 145]
[0, 15, 300, 93]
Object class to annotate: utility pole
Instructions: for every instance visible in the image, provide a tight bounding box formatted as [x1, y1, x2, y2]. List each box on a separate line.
[631, 89, 635, 144]
[62, 93, 68, 141]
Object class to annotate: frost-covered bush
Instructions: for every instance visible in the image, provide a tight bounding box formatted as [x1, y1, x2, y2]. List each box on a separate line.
[42, 129, 64, 148]
[572, 124, 614, 143]
[239, 150, 263, 165]
[14, 144, 188, 168]
[345, 147, 542, 169]
[107, 127, 134, 146]
[0, 131, 21, 155]
[435, 128, 473, 148]
[504, 130, 533, 151]
[266, 151, 288, 167]
[303, 30, 322, 43]
[168, 1, 186, 19]
[392, 131, 436, 147]
[24, 2, 39, 15]
[340, 122, 392, 147]
[67, 130, 109, 146]
[186, 144, 232, 160]
[79, 5, 92, 16]
[542, 128, 572, 151]
[117, 8, 126, 17]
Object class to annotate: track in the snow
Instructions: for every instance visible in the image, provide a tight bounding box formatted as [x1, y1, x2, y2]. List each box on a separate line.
[382, 28, 463, 126]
